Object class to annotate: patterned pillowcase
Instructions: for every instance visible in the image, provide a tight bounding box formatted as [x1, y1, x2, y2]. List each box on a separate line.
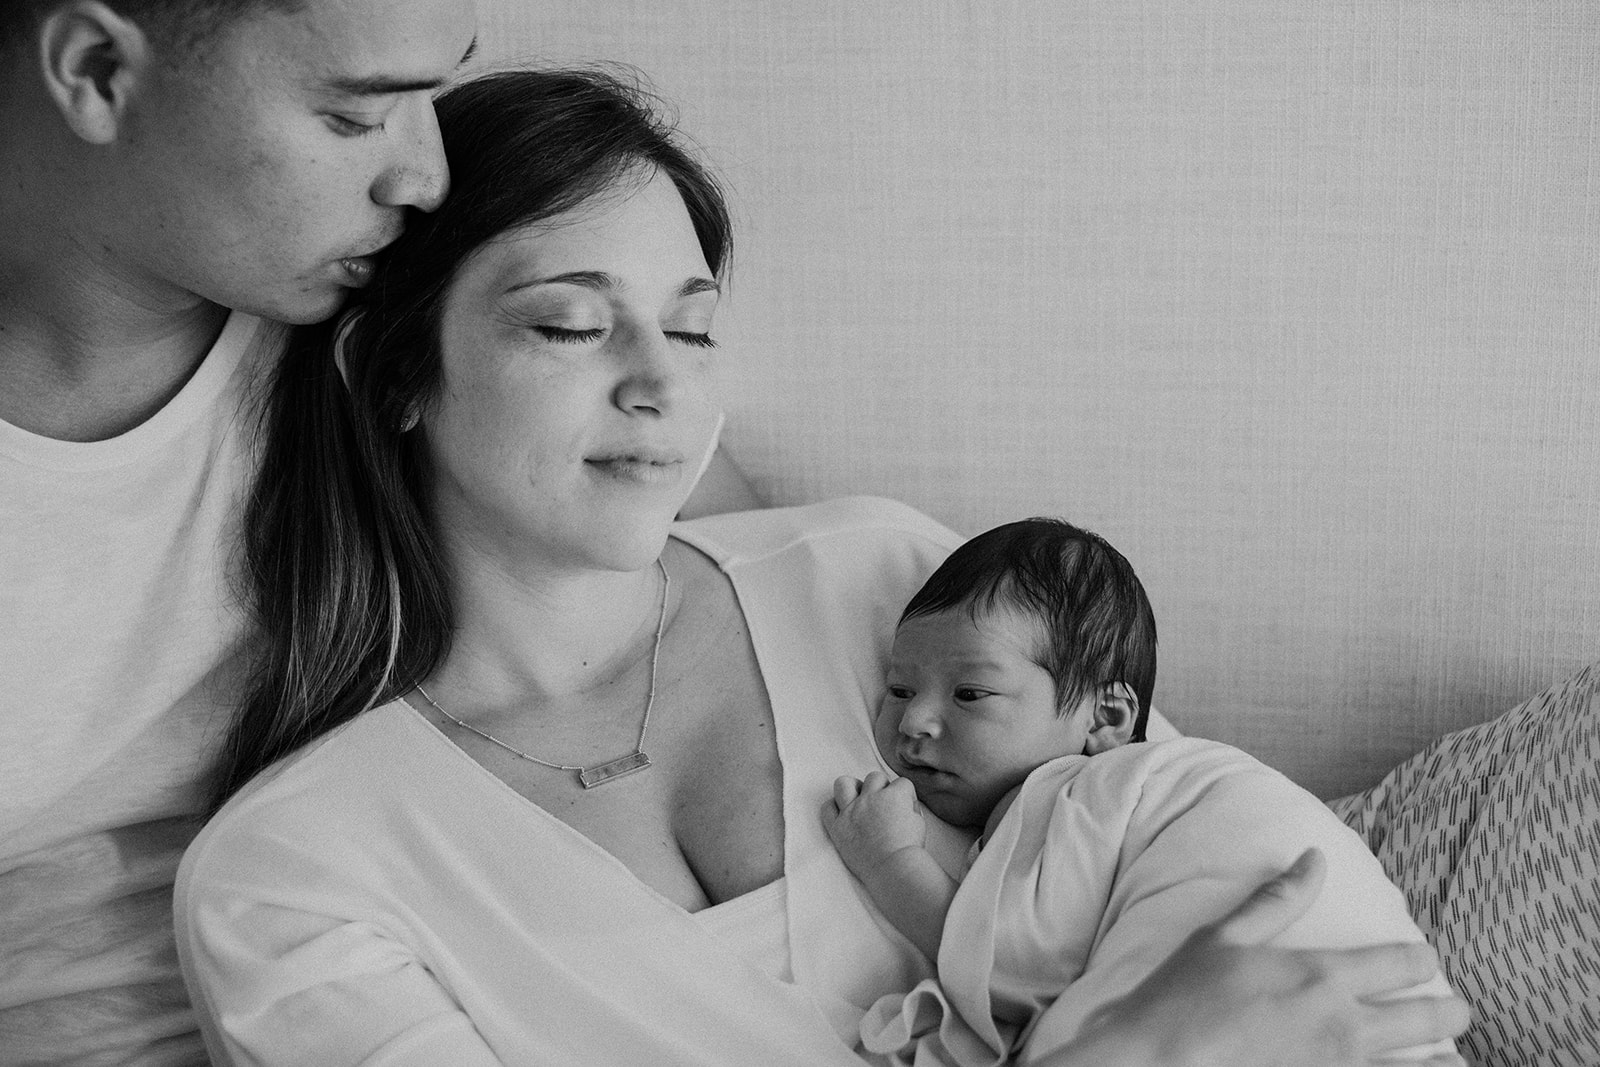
[1328, 665, 1600, 1067]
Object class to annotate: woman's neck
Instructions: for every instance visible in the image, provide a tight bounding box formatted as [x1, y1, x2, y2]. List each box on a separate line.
[427, 543, 675, 711]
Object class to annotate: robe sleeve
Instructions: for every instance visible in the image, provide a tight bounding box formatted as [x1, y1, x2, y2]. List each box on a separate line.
[177, 877, 504, 1067]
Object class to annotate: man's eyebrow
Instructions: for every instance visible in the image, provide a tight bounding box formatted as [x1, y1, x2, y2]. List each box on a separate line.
[326, 36, 479, 96]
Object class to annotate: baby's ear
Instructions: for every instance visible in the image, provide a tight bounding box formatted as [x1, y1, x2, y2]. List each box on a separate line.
[1083, 682, 1138, 755]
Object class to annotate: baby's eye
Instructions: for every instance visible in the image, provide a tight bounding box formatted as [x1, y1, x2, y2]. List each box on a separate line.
[953, 687, 991, 702]
[535, 326, 605, 343]
[885, 685, 914, 700]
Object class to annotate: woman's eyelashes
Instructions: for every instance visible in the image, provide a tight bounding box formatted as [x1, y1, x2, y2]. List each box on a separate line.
[531, 324, 717, 348]
[666, 330, 718, 349]
[534, 325, 605, 343]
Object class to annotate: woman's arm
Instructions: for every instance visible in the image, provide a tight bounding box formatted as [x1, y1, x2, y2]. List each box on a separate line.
[178, 890, 505, 1066]
[1036, 850, 1471, 1067]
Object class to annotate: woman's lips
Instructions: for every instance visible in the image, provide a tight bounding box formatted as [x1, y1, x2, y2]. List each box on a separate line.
[585, 451, 685, 485]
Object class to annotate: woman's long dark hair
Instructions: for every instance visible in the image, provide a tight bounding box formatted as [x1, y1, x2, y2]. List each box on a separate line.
[209, 68, 733, 810]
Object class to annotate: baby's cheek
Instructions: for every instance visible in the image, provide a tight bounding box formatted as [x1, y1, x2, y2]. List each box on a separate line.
[872, 706, 899, 767]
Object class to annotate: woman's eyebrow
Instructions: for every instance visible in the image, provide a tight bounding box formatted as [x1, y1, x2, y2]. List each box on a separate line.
[503, 272, 721, 297]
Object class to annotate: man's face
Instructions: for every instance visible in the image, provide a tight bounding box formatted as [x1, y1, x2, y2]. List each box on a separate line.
[109, 0, 477, 323]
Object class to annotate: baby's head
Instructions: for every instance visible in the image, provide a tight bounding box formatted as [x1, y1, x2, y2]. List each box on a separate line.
[874, 518, 1157, 828]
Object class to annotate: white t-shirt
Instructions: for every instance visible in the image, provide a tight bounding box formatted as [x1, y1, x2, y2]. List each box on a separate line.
[0, 312, 280, 1063]
[176, 498, 973, 1066]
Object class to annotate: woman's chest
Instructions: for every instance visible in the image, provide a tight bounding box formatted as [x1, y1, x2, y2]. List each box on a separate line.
[503, 619, 785, 912]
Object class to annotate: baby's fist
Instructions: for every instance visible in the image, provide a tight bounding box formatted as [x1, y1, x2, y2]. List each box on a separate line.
[823, 772, 925, 878]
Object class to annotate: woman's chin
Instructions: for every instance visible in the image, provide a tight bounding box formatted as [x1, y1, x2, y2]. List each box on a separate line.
[573, 512, 683, 573]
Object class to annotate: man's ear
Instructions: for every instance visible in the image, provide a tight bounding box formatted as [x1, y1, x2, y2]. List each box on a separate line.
[1083, 681, 1139, 755]
[37, 1, 151, 145]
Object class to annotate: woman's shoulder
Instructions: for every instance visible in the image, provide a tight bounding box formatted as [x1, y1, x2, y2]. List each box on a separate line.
[672, 495, 962, 569]
[177, 702, 426, 895]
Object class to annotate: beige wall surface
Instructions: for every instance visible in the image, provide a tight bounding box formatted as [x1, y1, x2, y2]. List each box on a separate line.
[476, 2, 1598, 797]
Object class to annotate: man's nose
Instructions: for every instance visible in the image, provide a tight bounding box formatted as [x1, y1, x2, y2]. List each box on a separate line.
[374, 100, 450, 212]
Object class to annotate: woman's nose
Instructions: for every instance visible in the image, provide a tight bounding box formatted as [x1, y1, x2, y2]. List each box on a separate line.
[611, 327, 686, 416]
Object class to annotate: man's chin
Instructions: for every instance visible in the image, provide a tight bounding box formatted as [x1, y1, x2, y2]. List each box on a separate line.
[248, 287, 351, 327]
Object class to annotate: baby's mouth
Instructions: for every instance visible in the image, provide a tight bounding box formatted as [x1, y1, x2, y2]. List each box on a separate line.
[897, 750, 944, 776]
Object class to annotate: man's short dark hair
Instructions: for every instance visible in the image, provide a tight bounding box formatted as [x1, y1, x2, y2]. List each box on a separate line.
[2, 0, 298, 53]
[901, 517, 1157, 742]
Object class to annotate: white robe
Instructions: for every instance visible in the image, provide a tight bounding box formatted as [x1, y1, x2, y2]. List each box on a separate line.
[175, 497, 974, 1065]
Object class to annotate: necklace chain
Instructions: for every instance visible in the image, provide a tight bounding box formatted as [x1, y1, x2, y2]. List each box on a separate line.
[413, 558, 669, 788]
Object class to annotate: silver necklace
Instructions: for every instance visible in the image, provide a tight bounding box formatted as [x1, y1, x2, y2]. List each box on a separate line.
[414, 559, 669, 789]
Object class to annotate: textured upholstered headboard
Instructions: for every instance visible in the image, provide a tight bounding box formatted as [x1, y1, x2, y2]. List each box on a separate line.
[478, 1, 1599, 798]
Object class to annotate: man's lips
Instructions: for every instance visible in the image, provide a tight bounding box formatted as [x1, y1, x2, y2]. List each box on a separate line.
[337, 232, 403, 287]
[338, 257, 377, 286]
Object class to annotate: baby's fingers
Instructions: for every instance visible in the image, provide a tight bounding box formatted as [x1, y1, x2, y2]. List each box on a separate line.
[859, 770, 891, 794]
[831, 775, 862, 811]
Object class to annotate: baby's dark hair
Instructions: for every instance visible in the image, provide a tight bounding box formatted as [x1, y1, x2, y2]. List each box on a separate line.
[902, 518, 1155, 742]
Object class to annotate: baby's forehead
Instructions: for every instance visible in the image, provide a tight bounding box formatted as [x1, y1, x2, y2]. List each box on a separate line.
[892, 602, 1052, 666]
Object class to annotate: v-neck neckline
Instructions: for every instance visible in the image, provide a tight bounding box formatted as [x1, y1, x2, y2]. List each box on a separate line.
[396, 694, 788, 922]
[391, 532, 787, 920]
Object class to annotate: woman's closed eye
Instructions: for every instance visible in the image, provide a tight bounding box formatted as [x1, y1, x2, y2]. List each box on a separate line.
[665, 330, 717, 349]
[533, 326, 716, 348]
[535, 325, 605, 343]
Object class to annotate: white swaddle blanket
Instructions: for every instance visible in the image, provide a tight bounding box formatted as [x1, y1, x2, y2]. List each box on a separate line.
[860, 737, 1457, 1066]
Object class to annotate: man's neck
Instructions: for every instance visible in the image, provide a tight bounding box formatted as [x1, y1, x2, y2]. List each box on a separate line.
[0, 271, 232, 443]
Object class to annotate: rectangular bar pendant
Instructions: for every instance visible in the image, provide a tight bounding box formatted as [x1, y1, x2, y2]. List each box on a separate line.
[578, 751, 651, 788]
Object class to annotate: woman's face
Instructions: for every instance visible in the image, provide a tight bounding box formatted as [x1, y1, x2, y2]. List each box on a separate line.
[426, 168, 722, 575]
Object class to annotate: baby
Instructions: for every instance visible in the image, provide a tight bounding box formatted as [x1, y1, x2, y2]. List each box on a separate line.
[825, 518, 1458, 1067]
